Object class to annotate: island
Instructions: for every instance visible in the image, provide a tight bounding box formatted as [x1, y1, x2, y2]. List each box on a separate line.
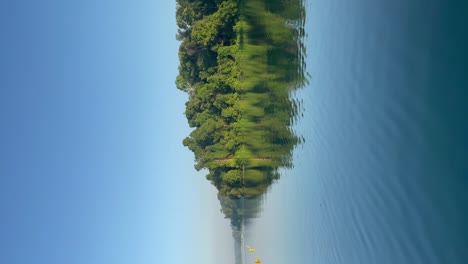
[175, 0, 306, 261]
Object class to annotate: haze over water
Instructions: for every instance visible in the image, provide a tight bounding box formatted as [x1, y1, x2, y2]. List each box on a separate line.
[242, 0, 468, 264]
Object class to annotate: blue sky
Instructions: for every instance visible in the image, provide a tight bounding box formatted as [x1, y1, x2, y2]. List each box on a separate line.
[0, 1, 233, 263]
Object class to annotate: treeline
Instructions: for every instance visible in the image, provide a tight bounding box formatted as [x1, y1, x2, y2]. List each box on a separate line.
[176, 0, 305, 202]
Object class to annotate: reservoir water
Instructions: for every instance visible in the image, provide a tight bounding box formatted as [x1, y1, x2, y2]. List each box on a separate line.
[242, 0, 468, 263]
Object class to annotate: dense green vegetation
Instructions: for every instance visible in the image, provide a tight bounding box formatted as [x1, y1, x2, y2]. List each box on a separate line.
[176, 0, 306, 236]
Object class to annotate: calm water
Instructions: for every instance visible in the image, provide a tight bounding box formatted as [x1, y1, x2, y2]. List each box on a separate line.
[244, 0, 468, 263]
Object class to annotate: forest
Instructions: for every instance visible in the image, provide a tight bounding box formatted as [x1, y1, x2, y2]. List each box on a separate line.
[175, 0, 306, 229]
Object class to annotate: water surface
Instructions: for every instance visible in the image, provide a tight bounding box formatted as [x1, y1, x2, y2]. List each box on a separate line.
[244, 0, 468, 263]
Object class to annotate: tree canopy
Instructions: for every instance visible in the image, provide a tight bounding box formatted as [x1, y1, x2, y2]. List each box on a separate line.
[176, 0, 306, 230]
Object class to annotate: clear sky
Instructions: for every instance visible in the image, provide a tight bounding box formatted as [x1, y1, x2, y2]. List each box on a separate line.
[0, 1, 233, 263]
